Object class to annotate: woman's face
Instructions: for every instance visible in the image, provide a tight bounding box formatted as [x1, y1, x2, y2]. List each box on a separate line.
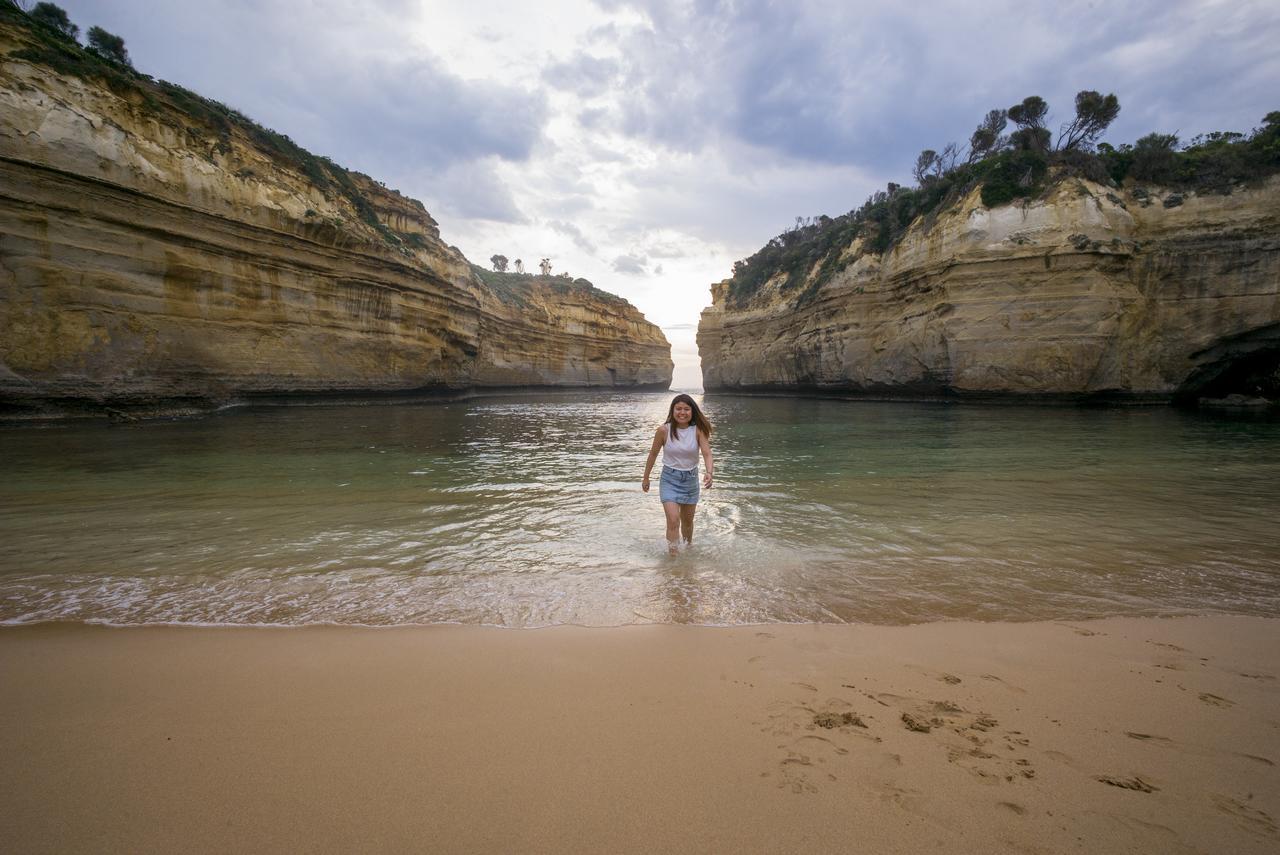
[672, 401, 693, 425]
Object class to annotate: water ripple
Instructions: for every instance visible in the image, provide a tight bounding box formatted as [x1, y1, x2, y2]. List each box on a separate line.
[2, 393, 1279, 626]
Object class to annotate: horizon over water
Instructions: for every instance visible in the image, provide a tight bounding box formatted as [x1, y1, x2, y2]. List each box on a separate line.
[2, 392, 1278, 627]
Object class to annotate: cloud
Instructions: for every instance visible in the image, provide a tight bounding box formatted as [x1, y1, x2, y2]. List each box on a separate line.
[423, 160, 525, 223]
[60, 0, 549, 180]
[584, 0, 1280, 176]
[548, 220, 598, 254]
[612, 254, 649, 275]
[543, 53, 621, 97]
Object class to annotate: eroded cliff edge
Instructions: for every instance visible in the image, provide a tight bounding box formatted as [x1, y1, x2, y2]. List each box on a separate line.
[0, 15, 671, 418]
[698, 177, 1280, 402]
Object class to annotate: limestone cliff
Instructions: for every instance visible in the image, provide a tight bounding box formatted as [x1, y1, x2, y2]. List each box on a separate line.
[699, 176, 1280, 402]
[0, 13, 671, 417]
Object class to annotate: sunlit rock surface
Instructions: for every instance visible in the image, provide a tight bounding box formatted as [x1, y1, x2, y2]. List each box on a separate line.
[0, 18, 671, 417]
[698, 177, 1280, 402]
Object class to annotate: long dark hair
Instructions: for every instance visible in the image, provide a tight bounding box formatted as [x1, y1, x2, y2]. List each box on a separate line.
[665, 394, 712, 443]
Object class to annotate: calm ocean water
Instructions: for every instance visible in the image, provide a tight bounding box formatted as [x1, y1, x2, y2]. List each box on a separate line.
[2, 392, 1278, 626]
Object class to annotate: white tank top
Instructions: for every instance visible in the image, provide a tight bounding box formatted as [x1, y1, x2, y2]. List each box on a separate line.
[663, 423, 700, 471]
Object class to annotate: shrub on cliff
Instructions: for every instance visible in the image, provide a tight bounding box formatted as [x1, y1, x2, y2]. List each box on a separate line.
[28, 2, 76, 41]
[1099, 114, 1280, 191]
[977, 150, 1049, 207]
[86, 25, 131, 67]
[473, 266, 631, 310]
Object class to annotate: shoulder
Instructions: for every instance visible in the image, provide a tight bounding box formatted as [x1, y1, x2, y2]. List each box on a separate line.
[654, 424, 667, 438]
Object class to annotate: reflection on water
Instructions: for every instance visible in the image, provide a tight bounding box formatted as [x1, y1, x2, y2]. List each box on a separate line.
[1, 392, 1278, 626]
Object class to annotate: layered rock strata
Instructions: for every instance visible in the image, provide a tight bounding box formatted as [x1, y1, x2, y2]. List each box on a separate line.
[699, 177, 1280, 402]
[0, 18, 670, 417]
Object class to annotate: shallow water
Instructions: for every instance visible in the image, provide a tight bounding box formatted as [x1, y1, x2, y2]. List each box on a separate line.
[2, 392, 1278, 626]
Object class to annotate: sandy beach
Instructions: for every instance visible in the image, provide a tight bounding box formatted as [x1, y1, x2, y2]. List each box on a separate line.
[1, 616, 1277, 853]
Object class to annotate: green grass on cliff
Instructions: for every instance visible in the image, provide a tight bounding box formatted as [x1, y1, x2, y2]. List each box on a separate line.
[472, 268, 632, 310]
[1, 4, 403, 248]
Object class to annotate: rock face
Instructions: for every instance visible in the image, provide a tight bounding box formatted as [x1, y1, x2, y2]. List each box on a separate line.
[699, 177, 1280, 402]
[0, 16, 671, 417]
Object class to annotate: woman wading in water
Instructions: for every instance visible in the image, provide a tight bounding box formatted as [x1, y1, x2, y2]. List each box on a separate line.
[642, 394, 714, 555]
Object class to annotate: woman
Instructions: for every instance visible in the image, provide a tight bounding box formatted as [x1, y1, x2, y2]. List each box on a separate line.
[641, 394, 714, 554]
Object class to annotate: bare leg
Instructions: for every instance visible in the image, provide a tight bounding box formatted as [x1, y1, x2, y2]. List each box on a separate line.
[662, 501, 682, 554]
[680, 502, 696, 545]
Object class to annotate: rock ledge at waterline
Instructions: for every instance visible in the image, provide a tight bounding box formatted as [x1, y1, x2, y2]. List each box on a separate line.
[698, 177, 1280, 403]
[0, 16, 671, 419]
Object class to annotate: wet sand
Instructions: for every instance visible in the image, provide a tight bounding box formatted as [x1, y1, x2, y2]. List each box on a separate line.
[2, 616, 1277, 853]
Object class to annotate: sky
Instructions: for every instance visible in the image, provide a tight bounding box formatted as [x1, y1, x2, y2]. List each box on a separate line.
[49, 0, 1280, 390]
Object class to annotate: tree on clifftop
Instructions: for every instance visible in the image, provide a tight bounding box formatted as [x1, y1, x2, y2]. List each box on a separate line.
[967, 109, 1008, 163]
[490, 254, 508, 272]
[1008, 96, 1051, 153]
[1057, 90, 1121, 151]
[1129, 132, 1180, 182]
[87, 25, 131, 67]
[29, 2, 78, 40]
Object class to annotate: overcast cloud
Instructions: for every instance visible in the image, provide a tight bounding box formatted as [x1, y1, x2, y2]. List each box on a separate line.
[53, 0, 1280, 387]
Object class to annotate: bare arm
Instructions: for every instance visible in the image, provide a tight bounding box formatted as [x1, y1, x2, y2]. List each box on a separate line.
[698, 429, 714, 487]
[641, 426, 664, 492]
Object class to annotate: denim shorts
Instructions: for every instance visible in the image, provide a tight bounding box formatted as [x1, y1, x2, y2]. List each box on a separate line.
[659, 465, 700, 504]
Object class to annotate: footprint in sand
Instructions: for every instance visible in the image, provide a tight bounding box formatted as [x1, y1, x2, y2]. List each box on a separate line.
[939, 674, 962, 685]
[776, 751, 819, 794]
[901, 712, 937, 733]
[763, 697, 880, 792]
[755, 632, 776, 639]
[998, 801, 1027, 816]
[774, 730, 863, 793]
[812, 711, 866, 730]
[1211, 794, 1278, 839]
[980, 674, 1028, 694]
[1125, 732, 1173, 743]
[872, 781, 925, 811]
[884, 697, 1034, 783]
[792, 682, 818, 692]
[1095, 774, 1159, 793]
[1198, 692, 1235, 708]
[1238, 754, 1275, 767]
[861, 691, 892, 708]
[1149, 641, 1189, 652]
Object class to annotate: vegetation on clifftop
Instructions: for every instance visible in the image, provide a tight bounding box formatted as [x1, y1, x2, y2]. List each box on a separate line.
[472, 267, 633, 311]
[1, 2, 413, 250]
[727, 92, 1280, 309]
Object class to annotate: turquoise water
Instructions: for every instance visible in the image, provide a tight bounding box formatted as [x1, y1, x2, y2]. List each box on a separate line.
[1, 392, 1278, 626]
